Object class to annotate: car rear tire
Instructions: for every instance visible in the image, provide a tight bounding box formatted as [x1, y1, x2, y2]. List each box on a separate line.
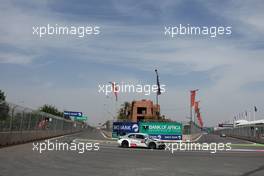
[121, 140, 129, 148]
[148, 142, 156, 149]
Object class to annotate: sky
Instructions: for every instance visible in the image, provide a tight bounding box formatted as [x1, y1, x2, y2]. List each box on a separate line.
[0, 0, 264, 126]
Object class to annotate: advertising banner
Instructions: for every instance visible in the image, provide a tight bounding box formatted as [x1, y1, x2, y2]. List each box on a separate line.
[74, 116, 87, 121]
[112, 122, 139, 136]
[149, 134, 182, 140]
[64, 111, 83, 117]
[139, 122, 182, 140]
[140, 122, 182, 135]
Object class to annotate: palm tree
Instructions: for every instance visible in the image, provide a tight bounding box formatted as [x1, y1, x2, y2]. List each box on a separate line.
[0, 90, 6, 101]
[39, 104, 64, 117]
[117, 102, 131, 120]
[0, 90, 9, 121]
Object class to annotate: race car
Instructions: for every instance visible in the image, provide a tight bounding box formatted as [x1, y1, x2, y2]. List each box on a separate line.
[220, 133, 227, 137]
[117, 133, 165, 149]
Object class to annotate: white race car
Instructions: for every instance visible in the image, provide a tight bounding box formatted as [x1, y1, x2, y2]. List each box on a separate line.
[117, 133, 165, 149]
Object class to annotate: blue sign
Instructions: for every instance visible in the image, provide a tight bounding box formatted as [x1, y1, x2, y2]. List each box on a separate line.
[64, 111, 83, 117]
[113, 122, 139, 134]
[149, 134, 182, 140]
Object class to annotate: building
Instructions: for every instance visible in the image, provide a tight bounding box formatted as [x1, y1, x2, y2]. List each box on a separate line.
[129, 99, 160, 122]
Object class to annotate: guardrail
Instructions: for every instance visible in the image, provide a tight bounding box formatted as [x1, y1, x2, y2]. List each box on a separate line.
[214, 125, 264, 144]
[0, 102, 84, 146]
[182, 121, 202, 141]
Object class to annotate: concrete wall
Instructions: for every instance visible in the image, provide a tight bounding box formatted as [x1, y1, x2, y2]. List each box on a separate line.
[0, 127, 83, 147]
[0, 103, 84, 147]
[214, 126, 264, 144]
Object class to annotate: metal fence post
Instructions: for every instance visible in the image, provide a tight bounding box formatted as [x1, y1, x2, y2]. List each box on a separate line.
[20, 109, 24, 132]
[55, 118, 57, 133]
[28, 112, 31, 130]
[9, 106, 15, 131]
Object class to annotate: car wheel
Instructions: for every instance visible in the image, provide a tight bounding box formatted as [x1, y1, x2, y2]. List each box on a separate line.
[121, 140, 129, 148]
[148, 142, 156, 149]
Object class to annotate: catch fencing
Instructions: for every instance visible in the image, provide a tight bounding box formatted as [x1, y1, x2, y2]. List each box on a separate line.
[0, 102, 84, 146]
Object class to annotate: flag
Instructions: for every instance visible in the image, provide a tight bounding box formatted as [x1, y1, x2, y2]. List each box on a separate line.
[190, 89, 198, 107]
[109, 82, 118, 101]
[194, 101, 200, 113]
[254, 106, 257, 112]
[155, 69, 161, 95]
[197, 110, 203, 127]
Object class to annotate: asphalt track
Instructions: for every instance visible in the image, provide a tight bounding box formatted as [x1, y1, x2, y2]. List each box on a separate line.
[0, 128, 264, 176]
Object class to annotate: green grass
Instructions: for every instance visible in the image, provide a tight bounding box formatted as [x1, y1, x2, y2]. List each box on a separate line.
[230, 143, 264, 147]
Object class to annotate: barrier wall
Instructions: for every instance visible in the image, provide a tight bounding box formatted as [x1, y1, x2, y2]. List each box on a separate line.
[189, 122, 202, 141]
[0, 103, 84, 147]
[215, 125, 264, 144]
[181, 121, 202, 141]
[112, 120, 184, 141]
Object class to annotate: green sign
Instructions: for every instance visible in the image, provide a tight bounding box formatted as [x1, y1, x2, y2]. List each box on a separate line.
[75, 115, 87, 121]
[139, 122, 182, 135]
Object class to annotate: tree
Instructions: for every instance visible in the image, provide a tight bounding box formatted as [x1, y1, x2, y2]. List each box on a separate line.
[0, 90, 6, 101]
[117, 101, 131, 120]
[0, 90, 9, 121]
[39, 104, 64, 117]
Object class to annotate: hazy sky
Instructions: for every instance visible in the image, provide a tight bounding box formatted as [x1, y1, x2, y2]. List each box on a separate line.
[1, 0, 264, 126]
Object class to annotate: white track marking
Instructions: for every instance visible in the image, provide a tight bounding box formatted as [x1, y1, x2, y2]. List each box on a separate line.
[192, 134, 203, 142]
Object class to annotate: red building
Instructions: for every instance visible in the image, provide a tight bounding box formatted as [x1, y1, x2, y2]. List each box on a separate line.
[130, 99, 160, 122]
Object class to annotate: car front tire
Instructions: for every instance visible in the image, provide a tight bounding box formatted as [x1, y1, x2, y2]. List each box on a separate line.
[121, 140, 129, 148]
[148, 142, 156, 149]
